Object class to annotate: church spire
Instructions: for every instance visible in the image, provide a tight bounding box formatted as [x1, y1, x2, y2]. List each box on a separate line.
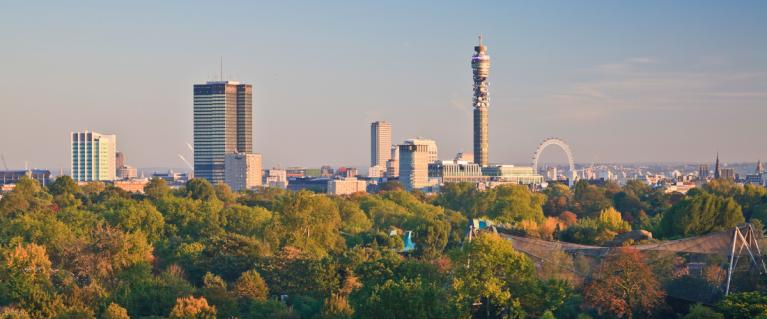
[714, 153, 721, 179]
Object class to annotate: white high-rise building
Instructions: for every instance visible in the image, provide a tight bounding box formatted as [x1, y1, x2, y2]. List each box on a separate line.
[70, 131, 117, 182]
[224, 153, 262, 191]
[371, 121, 392, 168]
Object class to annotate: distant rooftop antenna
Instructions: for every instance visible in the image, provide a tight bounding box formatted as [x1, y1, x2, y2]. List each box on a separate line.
[478, 34, 483, 46]
[220, 56, 223, 81]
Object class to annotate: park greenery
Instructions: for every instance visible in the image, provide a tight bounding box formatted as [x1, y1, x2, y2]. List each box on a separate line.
[0, 176, 766, 318]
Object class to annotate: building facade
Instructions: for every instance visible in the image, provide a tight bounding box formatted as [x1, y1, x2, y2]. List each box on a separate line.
[405, 138, 438, 162]
[399, 140, 436, 191]
[371, 121, 392, 167]
[0, 170, 51, 186]
[264, 168, 288, 189]
[224, 153, 262, 191]
[193, 81, 252, 184]
[115, 152, 125, 172]
[472, 36, 491, 167]
[386, 146, 400, 178]
[483, 165, 544, 185]
[720, 168, 736, 180]
[71, 131, 116, 182]
[428, 160, 487, 184]
[327, 177, 367, 195]
[117, 166, 138, 180]
[698, 164, 709, 179]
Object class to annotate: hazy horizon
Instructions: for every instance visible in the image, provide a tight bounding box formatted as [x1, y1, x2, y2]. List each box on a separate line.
[2, 1, 766, 171]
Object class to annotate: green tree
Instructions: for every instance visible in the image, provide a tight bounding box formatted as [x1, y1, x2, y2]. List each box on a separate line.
[0, 176, 53, 216]
[0, 308, 31, 319]
[487, 185, 545, 224]
[214, 183, 237, 204]
[187, 233, 269, 282]
[573, 181, 612, 218]
[717, 291, 767, 319]
[185, 179, 217, 201]
[100, 303, 130, 319]
[451, 232, 537, 318]
[157, 196, 223, 239]
[413, 218, 450, 259]
[337, 200, 372, 235]
[433, 182, 492, 218]
[738, 184, 767, 220]
[660, 191, 744, 237]
[169, 296, 217, 319]
[354, 277, 455, 319]
[220, 204, 272, 237]
[269, 191, 345, 257]
[65, 225, 154, 284]
[233, 269, 269, 301]
[47, 175, 82, 209]
[144, 177, 171, 200]
[99, 198, 165, 242]
[583, 248, 665, 319]
[542, 184, 573, 217]
[682, 304, 723, 319]
[0, 244, 58, 319]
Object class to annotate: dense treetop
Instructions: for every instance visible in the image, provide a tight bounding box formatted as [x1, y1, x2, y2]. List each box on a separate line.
[0, 176, 765, 318]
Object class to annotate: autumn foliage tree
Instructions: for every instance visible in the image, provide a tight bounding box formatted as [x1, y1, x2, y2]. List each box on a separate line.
[583, 248, 665, 319]
[169, 296, 217, 319]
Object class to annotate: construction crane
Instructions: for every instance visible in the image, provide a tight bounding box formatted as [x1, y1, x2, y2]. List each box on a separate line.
[0, 154, 8, 170]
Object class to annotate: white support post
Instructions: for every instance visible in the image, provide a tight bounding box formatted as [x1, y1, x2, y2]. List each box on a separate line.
[725, 228, 739, 296]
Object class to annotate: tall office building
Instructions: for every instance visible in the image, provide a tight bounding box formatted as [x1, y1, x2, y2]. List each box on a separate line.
[398, 139, 438, 191]
[371, 121, 392, 167]
[70, 131, 117, 182]
[472, 36, 491, 167]
[224, 153, 262, 191]
[193, 81, 253, 184]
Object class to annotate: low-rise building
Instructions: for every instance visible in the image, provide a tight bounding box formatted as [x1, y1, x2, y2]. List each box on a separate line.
[287, 177, 329, 193]
[152, 170, 189, 185]
[328, 177, 367, 195]
[113, 178, 150, 193]
[482, 165, 544, 185]
[117, 165, 138, 180]
[264, 168, 288, 189]
[428, 160, 487, 184]
[0, 169, 52, 186]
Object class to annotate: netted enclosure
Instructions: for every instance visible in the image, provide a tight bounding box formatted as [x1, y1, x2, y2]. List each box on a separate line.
[472, 224, 767, 305]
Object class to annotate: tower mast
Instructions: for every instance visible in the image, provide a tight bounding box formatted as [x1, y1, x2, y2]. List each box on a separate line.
[472, 35, 491, 166]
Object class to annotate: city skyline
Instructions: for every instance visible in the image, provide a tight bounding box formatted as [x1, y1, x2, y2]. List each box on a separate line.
[1, 1, 767, 171]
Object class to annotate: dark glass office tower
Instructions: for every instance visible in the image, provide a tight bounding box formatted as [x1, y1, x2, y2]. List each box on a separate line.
[193, 81, 252, 184]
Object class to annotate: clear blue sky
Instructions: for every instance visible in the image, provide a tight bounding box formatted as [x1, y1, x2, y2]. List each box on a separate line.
[1, 1, 766, 171]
